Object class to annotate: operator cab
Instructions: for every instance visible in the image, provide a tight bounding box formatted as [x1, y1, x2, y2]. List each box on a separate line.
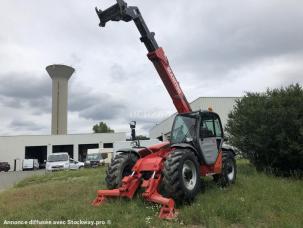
[170, 111, 224, 165]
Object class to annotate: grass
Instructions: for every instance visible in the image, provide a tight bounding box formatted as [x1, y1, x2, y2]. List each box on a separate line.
[0, 160, 302, 227]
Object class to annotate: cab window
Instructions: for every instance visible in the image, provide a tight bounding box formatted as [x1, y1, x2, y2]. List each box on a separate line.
[200, 115, 215, 138]
[200, 113, 223, 138]
[214, 117, 223, 137]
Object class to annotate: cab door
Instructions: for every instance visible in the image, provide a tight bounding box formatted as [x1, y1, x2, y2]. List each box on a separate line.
[198, 112, 223, 165]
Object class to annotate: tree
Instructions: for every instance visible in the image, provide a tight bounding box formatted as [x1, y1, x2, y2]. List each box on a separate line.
[93, 122, 115, 133]
[226, 84, 303, 177]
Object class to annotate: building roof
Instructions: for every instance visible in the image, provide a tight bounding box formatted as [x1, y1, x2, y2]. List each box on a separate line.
[150, 96, 241, 131]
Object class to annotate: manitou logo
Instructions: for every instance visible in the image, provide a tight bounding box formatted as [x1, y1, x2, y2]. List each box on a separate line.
[166, 66, 182, 95]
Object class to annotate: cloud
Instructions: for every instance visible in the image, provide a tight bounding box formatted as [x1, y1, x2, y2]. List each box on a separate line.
[70, 89, 127, 121]
[166, 1, 303, 81]
[9, 119, 47, 131]
[69, 91, 100, 112]
[0, 72, 50, 99]
[0, 72, 52, 114]
[79, 103, 125, 121]
[0, 71, 127, 122]
[110, 64, 127, 81]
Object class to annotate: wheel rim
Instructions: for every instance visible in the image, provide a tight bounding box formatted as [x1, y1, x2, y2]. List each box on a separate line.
[182, 160, 197, 191]
[227, 160, 235, 181]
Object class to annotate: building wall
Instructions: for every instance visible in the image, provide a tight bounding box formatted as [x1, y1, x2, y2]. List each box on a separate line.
[150, 97, 240, 139]
[0, 132, 126, 171]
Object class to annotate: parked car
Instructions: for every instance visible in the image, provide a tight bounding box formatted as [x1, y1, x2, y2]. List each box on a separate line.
[46, 153, 84, 172]
[84, 149, 105, 168]
[0, 162, 10, 172]
[22, 159, 39, 171]
[69, 159, 84, 170]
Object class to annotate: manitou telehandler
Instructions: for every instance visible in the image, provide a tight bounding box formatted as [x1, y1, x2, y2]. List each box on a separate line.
[92, 0, 236, 219]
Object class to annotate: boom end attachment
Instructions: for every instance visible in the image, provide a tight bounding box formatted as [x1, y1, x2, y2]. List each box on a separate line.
[95, 0, 139, 27]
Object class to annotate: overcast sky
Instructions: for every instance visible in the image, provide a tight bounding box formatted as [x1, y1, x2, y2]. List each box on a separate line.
[0, 0, 302, 136]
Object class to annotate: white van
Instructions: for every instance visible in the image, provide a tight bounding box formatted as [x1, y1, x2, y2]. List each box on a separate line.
[46, 153, 84, 172]
[46, 153, 70, 172]
[22, 159, 39, 171]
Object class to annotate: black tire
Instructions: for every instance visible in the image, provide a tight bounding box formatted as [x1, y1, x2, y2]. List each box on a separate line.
[105, 153, 138, 189]
[162, 149, 201, 202]
[214, 151, 237, 187]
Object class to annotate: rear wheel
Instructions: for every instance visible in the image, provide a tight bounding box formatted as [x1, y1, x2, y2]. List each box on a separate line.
[105, 153, 138, 189]
[162, 149, 201, 202]
[214, 151, 236, 187]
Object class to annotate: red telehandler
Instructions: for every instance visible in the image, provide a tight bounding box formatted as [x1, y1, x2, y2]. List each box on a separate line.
[92, 0, 236, 219]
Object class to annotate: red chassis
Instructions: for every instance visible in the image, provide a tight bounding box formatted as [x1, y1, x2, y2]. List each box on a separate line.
[92, 142, 223, 219]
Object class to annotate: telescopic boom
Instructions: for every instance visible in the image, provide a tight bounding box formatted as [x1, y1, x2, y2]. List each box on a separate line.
[95, 0, 192, 113]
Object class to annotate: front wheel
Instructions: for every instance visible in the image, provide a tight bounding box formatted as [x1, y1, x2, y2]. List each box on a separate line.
[162, 149, 201, 202]
[105, 153, 138, 189]
[214, 151, 237, 187]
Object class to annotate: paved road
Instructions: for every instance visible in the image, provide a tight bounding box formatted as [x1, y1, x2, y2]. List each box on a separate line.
[0, 170, 45, 192]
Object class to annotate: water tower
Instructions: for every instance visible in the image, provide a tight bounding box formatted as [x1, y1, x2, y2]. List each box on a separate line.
[46, 64, 74, 135]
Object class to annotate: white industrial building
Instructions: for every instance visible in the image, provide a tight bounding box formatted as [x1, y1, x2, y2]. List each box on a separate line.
[150, 97, 240, 140]
[0, 133, 126, 171]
